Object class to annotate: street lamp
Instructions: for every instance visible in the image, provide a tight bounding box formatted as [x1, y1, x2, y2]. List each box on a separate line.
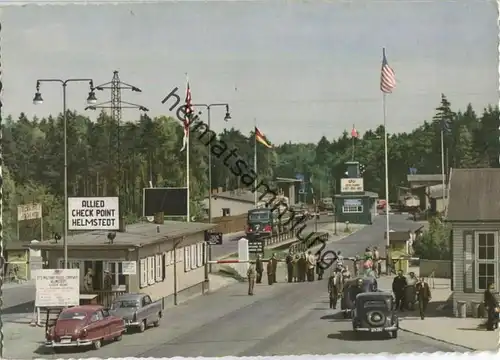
[33, 78, 98, 269]
[191, 103, 231, 223]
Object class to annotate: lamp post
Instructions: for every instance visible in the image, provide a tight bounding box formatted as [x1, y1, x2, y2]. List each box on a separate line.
[33, 79, 98, 269]
[191, 103, 231, 223]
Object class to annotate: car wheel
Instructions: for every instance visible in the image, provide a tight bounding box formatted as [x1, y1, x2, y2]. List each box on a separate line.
[115, 335, 122, 341]
[153, 312, 161, 327]
[391, 330, 398, 339]
[92, 339, 102, 350]
[139, 320, 146, 332]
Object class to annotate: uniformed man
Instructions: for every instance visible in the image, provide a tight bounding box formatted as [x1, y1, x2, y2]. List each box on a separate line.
[328, 268, 342, 309]
[292, 254, 299, 282]
[385, 245, 393, 275]
[307, 251, 316, 282]
[416, 277, 431, 320]
[255, 254, 264, 284]
[266, 259, 274, 285]
[247, 264, 256, 295]
[316, 253, 325, 280]
[484, 283, 499, 331]
[271, 253, 278, 283]
[83, 268, 93, 293]
[103, 270, 113, 290]
[392, 270, 407, 311]
[298, 253, 307, 282]
[373, 246, 381, 277]
[352, 278, 364, 305]
[285, 251, 294, 283]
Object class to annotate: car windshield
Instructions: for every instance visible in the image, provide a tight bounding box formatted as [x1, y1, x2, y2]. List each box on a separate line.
[111, 300, 139, 309]
[59, 311, 88, 320]
[363, 300, 388, 308]
[248, 211, 270, 221]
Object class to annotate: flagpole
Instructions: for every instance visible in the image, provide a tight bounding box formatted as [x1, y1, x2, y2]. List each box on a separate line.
[254, 119, 258, 207]
[352, 123, 355, 161]
[383, 94, 390, 247]
[440, 129, 446, 201]
[185, 74, 191, 223]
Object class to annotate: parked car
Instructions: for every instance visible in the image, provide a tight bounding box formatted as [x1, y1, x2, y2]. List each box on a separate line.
[45, 305, 125, 351]
[351, 292, 399, 339]
[109, 293, 163, 332]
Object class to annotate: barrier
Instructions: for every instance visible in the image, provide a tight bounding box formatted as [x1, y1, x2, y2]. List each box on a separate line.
[289, 232, 329, 254]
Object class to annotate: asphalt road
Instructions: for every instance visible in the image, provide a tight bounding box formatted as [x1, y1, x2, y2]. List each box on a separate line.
[41, 214, 469, 358]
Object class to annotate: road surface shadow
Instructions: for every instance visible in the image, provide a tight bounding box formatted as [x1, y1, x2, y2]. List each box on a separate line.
[320, 312, 349, 321]
[3, 300, 34, 315]
[327, 331, 387, 341]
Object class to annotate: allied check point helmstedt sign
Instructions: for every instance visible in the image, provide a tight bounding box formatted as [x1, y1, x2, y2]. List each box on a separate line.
[68, 197, 120, 231]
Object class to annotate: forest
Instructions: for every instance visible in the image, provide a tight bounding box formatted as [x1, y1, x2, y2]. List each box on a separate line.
[4, 94, 499, 243]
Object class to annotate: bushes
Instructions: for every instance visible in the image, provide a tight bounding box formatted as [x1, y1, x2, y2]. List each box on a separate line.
[413, 217, 451, 260]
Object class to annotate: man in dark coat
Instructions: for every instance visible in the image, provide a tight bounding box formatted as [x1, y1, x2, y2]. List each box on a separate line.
[392, 270, 407, 311]
[266, 259, 274, 285]
[255, 255, 264, 284]
[247, 264, 256, 295]
[328, 269, 342, 309]
[298, 253, 307, 282]
[285, 252, 294, 283]
[415, 277, 431, 319]
[316, 253, 324, 280]
[484, 283, 499, 331]
[271, 253, 278, 283]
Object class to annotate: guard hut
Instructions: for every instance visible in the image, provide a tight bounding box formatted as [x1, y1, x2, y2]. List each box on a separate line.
[334, 161, 373, 225]
[275, 177, 302, 205]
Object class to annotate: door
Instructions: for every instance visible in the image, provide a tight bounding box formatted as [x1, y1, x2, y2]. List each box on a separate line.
[88, 310, 106, 340]
[142, 295, 153, 322]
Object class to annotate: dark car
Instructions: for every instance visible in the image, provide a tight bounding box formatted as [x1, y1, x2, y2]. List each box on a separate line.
[351, 292, 399, 338]
[341, 276, 378, 318]
[245, 208, 290, 240]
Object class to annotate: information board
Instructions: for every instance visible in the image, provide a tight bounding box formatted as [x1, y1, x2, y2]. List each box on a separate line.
[68, 197, 119, 230]
[340, 178, 364, 193]
[248, 240, 264, 254]
[205, 231, 223, 245]
[17, 203, 42, 221]
[35, 269, 80, 307]
[122, 261, 137, 275]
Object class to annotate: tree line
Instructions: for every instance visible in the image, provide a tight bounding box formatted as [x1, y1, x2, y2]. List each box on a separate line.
[4, 94, 498, 243]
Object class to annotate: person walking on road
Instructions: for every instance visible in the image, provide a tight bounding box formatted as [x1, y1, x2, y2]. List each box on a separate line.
[286, 251, 294, 283]
[298, 253, 307, 282]
[484, 283, 499, 331]
[373, 246, 381, 277]
[266, 259, 274, 285]
[385, 245, 394, 275]
[316, 253, 325, 280]
[247, 263, 256, 295]
[392, 270, 407, 311]
[328, 268, 342, 309]
[271, 253, 278, 283]
[255, 255, 263, 284]
[292, 254, 299, 282]
[415, 277, 431, 319]
[307, 251, 316, 282]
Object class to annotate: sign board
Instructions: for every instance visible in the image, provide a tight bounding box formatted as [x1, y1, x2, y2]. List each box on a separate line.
[68, 197, 119, 231]
[340, 178, 364, 193]
[122, 261, 137, 275]
[17, 203, 42, 221]
[205, 231, 223, 245]
[35, 269, 79, 307]
[143, 187, 188, 217]
[344, 199, 362, 206]
[248, 240, 264, 254]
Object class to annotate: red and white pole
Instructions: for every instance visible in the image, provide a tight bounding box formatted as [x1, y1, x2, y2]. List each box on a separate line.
[207, 259, 252, 264]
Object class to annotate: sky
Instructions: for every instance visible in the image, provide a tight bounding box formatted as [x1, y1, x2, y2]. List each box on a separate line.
[1, 0, 498, 144]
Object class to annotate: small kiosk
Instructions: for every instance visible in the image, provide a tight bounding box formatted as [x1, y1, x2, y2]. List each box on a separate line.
[334, 161, 374, 225]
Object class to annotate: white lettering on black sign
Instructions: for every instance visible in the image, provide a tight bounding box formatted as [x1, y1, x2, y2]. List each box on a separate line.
[68, 197, 119, 230]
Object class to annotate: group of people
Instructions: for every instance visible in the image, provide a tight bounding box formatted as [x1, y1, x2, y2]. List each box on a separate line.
[392, 270, 432, 319]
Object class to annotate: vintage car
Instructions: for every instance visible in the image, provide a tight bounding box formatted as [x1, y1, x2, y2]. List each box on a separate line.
[340, 276, 378, 318]
[352, 292, 399, 338]
[45, 305, 125, 350]
[109, 293, 163, 332]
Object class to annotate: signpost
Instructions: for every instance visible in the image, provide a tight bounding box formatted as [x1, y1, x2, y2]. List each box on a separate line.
[68, 197, 119, 231]
[248, 240, 264, 254]
[35, 269, 80, 308]
[204, 231, 223, 245]
[121, 261, 137, 275]
[17, 203, 43, 240]
[340, 178, 364, 193]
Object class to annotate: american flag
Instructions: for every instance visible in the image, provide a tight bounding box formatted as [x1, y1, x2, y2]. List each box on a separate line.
[180, 79, 192, 152]
[380, 48, 396, 94]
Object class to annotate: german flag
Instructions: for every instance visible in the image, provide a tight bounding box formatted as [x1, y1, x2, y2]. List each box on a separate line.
[255, 127, 272, 148]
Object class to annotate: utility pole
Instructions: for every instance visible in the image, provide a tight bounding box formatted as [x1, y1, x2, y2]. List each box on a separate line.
[86, 71, 149, 223]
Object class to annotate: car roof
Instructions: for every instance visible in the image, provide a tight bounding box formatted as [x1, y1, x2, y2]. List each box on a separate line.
[63, 305, 103, 312]
[357, 291, 392, 299]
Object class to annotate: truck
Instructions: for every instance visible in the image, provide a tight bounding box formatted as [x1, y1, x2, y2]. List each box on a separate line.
[109, 293, 162, 333]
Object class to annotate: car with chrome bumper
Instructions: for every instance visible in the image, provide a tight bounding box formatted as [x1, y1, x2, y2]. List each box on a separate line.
[109, 293, 162, 332]
[45, 305, 125, 351]
[352, 292, 399, 338]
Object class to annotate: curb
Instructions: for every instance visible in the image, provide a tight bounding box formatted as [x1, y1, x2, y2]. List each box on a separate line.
[398, 326, 476, 351]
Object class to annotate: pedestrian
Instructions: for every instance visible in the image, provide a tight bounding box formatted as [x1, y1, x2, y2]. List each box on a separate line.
[385, 245, 393, 276]
[292, 254, 299, 282]
[255, 254, 263, 284]
[298, 253, 307, 282]
[285, 251, 294, 283]
[392, 270, 407, 311]
[103, 270, 113, 290]
[316, 253, 324, 280]
[484, 283, 499, 331]
[415, 277, 431, 320]
[247, 263, 256, 295]
[336, 251, 344, 269]
[373, 246, 381, 277]
[83, 268, 93, 293]
[328, 268, 342, 309]
[266, 259, 274, 285]
[271, 253, 278, 283]
[307, 251, 316, 282]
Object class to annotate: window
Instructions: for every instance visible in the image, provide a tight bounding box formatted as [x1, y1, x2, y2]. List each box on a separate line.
[155, 254, 163, 282]
[190, 245, 197, 270]
[105, 262, 126, 288]
[185, 247, 191, 272]
[197, 243, 203, 267]
[176, 248, 183, 263]
[165, 251, 172, 266]
[342, 205, 363, 213]
[222, 208, 231, 216]
[147, 257, 155, 285]
[139, 259, 147, 288]
[142, 295, 152, 306]
[476, 232, 498, 292]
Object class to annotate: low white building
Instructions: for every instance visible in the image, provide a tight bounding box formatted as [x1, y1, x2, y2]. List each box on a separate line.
[202, 189, 263, 219]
